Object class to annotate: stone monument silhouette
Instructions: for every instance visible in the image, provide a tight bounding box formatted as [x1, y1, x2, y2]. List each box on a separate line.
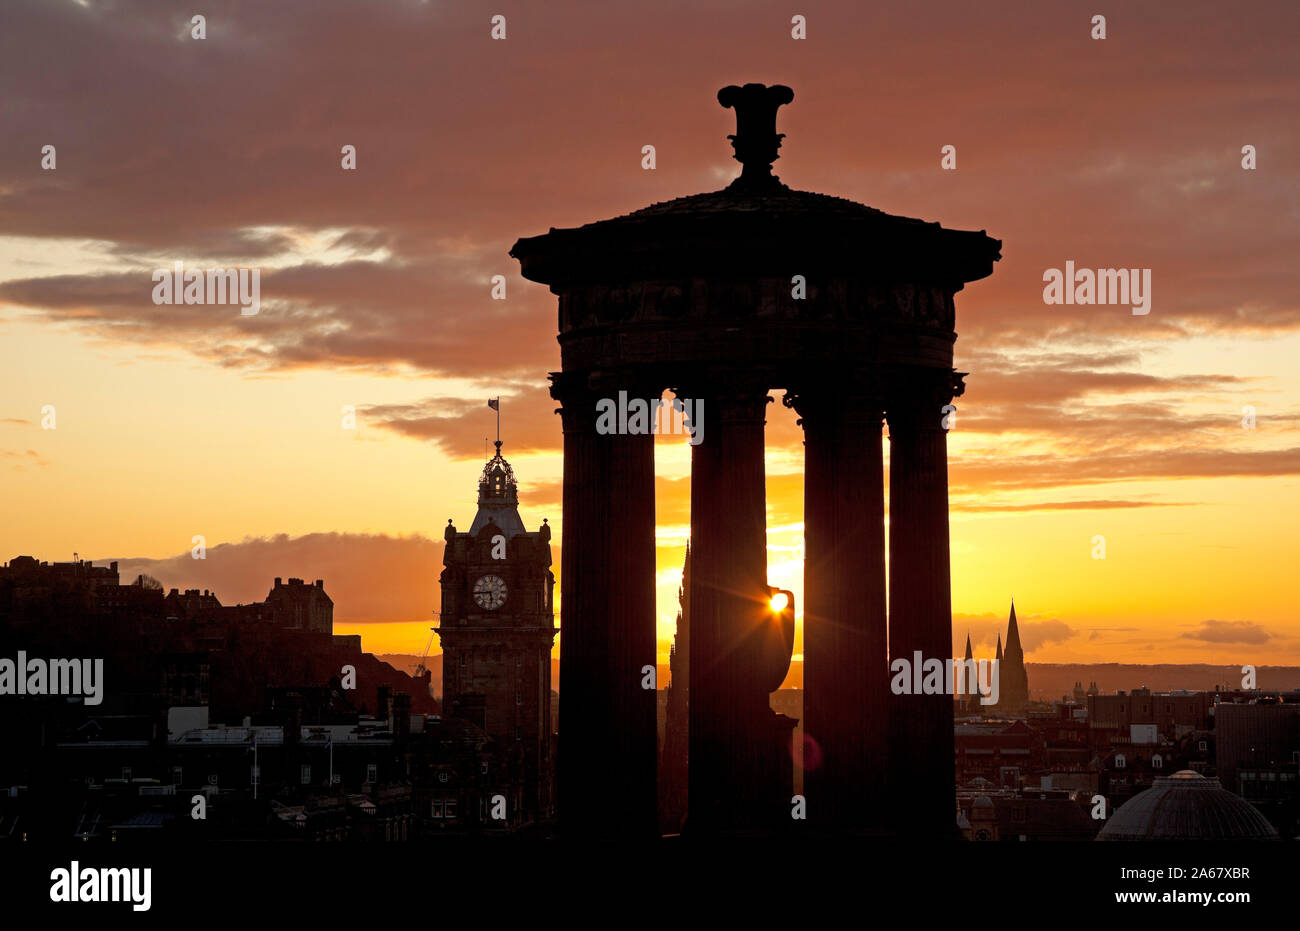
[512, 83, 1001, 837]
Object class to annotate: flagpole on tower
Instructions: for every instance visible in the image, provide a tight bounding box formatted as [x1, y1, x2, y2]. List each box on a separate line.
[487, 397, 501, 449]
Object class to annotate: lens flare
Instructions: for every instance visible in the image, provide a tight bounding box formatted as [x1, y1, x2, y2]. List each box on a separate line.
[769, 592, 789, 612]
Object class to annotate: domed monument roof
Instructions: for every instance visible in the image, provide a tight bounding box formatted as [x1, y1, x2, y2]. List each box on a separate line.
[511, 84, 1000, 288]
[1097, 770, 1279, 841]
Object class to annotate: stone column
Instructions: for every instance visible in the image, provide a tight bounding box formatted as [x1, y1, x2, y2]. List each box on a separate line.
[684, 374, 780, 833]
[786, 380, 888, 833]
[886, 367, 963, 838]
[550, 371, 658, 837]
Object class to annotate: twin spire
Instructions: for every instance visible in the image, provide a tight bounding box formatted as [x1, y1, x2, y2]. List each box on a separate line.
[967, 598, 1023, 662]
[963, 598, 1030, 712]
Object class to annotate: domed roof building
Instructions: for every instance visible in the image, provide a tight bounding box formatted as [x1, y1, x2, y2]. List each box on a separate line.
[1098, 770, 1279, 841]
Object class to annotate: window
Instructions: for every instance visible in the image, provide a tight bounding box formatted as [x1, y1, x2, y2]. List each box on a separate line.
[460, 652, 467, 667]
[366, 763, 378, 784]
[172, 766, 183, 785]
[1152, 754, 1163, 769]
[1199, 741, 1208, 752]
[121, 767, 132, 781]
[1115, 754, 1127, 769]
[515, 726, 522, 741]
[431, 801, 443, 819]
[300, 764, 311, 785]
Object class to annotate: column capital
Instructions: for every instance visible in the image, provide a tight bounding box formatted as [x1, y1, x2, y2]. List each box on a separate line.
[550, 369, 671, 433]
[549, 370, 599, 434]
[674, 370, 770, 426]
[884, 367, 966, 433]
[782, 372, 886, 429]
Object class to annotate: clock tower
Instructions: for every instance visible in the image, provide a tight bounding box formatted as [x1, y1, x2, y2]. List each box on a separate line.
[437, 440, 557, 826]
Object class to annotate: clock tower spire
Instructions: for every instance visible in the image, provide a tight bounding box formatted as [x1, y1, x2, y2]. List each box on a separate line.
[437, 439, 557, 828]
[470, 440, 526, 539]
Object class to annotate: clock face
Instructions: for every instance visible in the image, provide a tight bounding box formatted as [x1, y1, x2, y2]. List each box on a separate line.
[473, 574, 507, 610]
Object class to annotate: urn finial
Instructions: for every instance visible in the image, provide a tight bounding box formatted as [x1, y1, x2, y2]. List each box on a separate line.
[717, 83, 794, 187]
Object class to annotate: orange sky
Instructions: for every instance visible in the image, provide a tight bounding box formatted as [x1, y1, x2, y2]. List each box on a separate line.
[1, 0, 1298, 669]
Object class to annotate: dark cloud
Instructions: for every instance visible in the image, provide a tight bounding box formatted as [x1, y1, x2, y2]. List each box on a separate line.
[1, 448, 48, 469]
[1018, 619, 1077, 653]
[0, 257, 558, 378]
[954, 613, 1075, 655]
[363, 384, 560, 458]
[955, 499, 1190, 513]
[951, 446, 1300, 492]
[1, 0, 1296, 379]
[1183, 619, 1272, 645]
[103, 532, 441, 624]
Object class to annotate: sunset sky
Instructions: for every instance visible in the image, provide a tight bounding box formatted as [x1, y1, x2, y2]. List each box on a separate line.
[2, 0, 1297, 670]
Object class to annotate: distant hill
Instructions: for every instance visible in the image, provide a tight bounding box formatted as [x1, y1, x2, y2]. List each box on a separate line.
[1027, 664, 1300, 700]
[377, 656, 1298, 702]
[378, 653, 667, 697]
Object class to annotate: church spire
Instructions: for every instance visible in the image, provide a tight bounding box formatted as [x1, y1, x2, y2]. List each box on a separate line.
[997, 598, 1030, 713]
[995, 634, 1003, 661]
[1005, 597, 1023, 657]
[962, 632, 978, 710]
